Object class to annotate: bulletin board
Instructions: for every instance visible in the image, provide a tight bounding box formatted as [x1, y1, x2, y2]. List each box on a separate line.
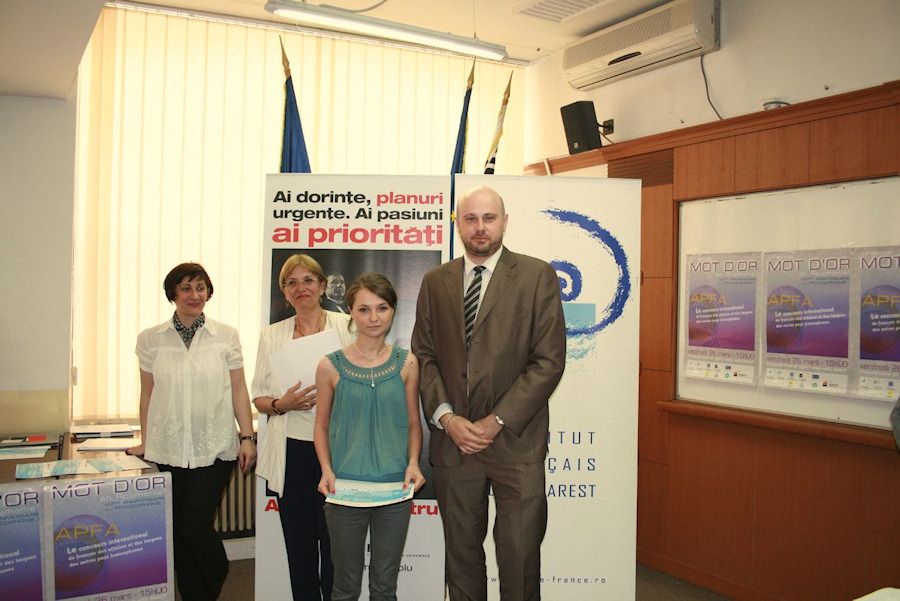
[676, 177, 900, 430]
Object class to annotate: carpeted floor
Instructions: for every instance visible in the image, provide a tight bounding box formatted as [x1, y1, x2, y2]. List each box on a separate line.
[206, 559, 732, 600]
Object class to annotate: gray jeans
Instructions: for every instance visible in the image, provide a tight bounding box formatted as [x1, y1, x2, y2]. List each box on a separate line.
[324, 499, 412, 601]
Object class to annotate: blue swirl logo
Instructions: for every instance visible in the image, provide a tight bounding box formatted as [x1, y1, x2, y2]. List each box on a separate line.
[545, 209, 632, 359]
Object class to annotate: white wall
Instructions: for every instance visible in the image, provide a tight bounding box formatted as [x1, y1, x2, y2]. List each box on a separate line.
[0, 92, 76, 434]
[524, 0, 900, 164]
[1, 0, 898, 435]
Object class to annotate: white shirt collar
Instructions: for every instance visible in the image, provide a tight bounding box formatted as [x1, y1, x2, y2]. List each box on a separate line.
[463, 246, 503, 276]
[155, 315, 217, 335]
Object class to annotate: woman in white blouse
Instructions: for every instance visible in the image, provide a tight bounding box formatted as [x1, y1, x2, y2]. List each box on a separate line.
[252, 254, 355, 601]
[127, 263, 256, 601]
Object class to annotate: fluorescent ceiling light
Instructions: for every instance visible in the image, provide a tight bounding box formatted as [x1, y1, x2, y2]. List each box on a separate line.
[264, 1, 508, 61]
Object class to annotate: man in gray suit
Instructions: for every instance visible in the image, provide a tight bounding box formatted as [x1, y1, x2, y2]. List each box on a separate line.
[412, 185, 566, 601]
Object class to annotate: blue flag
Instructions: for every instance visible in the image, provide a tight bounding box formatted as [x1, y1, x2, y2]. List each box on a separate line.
[280, 40, 311, 173]
[451, 63, 475, 178]
[450, 61, 475, 246]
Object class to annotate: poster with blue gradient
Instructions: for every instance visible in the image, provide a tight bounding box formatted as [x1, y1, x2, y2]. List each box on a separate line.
[457, 174, 641, 601]
[856, 247, 900, 401]
[684, 253, 759, 384]
[41, 474, 173, 601]
[0, 483, 43, 601]
[763, 250, 851, 393]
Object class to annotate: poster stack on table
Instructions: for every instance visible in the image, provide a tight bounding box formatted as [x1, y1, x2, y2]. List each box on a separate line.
[0, 473, 173, 601]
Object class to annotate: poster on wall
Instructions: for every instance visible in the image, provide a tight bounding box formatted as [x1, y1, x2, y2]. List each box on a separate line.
[856, 246, 900, 401]
[255, 174, 448, 601]
[763, 249, 851, 394]
[0, 482, 43, 601]
[683, 253, 759, 385]
[41, 474, 173, 601]
[677, 178, 900, 429]
[457, 174, 641, 601]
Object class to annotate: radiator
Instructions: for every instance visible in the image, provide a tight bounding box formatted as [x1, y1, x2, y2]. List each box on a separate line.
[215, 462, 256, 539]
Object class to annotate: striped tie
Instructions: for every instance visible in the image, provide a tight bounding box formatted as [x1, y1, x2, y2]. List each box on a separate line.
[464, 266, 486, 346]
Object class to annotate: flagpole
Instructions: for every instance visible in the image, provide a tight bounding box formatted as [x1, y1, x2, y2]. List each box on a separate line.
[279, 36, 291, 79]
[483, 71, 512, 174]
[450, 60, 476, 258]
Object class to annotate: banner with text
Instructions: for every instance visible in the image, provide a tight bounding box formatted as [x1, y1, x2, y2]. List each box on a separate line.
[457, 174, 641, 600]
[255, 174, 449, 600]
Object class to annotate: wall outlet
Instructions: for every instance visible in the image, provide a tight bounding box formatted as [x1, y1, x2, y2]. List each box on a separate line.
[601, 119, 615, 134]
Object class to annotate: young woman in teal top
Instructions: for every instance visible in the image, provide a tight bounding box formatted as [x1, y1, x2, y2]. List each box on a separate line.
[314, 272, 425, 601]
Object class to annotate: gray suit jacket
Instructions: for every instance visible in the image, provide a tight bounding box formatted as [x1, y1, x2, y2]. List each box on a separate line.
[412, 247, 566, 467]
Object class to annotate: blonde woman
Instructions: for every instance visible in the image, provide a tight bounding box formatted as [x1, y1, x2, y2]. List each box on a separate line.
[252, 254, 355, 601]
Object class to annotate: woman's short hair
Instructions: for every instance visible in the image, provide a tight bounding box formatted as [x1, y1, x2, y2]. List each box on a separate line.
[346, 272, 397, 311]
[164, 263, 214, 301]
[278, 254, 326, 292]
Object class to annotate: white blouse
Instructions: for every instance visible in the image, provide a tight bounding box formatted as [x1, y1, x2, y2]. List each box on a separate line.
[251, 311, 355, 441]
[136, 318, 243, 468]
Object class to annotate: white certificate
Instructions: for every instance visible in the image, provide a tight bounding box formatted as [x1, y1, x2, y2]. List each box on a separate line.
[325, 478, 414, 508]
[271, 329, 342, 395]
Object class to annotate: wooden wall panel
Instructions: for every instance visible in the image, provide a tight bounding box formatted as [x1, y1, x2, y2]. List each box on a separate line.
[639, 277, 673, 372]
[753, 430, 871, 601]
[674, 137, 735, 200]
[608, 149, 674, 187]
[638, 368, 671, 463]
[809, 105, 899, 183]
[860, 447, 900, 592]
[734, 124, 810, 192]
[667, 415, 757, 584]
[641, 184, 676, 279]
[637, 458, 668, 556]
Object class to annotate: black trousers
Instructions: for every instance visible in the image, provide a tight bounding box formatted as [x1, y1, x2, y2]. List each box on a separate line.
[273, 438, 333, 601]
[158, 459, 235, 601]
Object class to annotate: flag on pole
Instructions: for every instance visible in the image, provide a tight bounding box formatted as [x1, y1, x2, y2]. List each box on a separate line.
[450, 61, 475, 187]
[449, 62, 475, 257]
[483, 72, 512, 174]
[280, 38, 311, 173]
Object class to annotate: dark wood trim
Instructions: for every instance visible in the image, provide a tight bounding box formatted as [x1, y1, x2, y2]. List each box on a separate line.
[523, 147, 606, 176]
[658, 399, 897, 451]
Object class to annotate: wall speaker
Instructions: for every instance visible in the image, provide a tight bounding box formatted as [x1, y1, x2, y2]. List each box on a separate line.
[560, 101, 601, 154]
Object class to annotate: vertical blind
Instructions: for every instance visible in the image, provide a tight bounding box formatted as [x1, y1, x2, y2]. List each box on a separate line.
[73, 5, 524, 419]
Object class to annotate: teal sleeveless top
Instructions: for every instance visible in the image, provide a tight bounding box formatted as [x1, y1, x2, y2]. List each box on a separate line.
[327, 347, 409, 483]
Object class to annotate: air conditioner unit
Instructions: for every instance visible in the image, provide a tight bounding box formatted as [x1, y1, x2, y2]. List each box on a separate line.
[563, 0, 719, 91]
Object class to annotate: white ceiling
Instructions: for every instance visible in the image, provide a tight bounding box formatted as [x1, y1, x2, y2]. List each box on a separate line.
[1, 0, 668, 99]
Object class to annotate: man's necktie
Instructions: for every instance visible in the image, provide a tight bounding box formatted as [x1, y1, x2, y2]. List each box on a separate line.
[464, 266, 485, 346]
